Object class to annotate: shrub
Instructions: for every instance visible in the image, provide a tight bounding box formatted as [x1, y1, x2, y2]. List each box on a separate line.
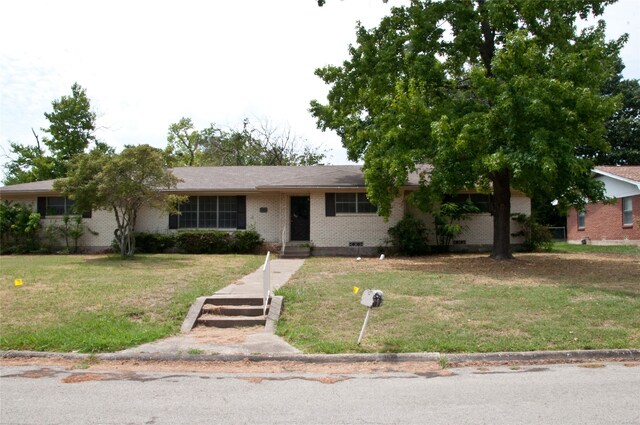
[175, 229, 263, 254]
[0, 201, 41, 254]
[134, 232, 176, 253]
[511, 213, 553, 252]
[229, 229, 264, 254]
[387, 214, 430, 256]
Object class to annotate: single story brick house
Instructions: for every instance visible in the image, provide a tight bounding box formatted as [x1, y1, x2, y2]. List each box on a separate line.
[0, 165, 530, 255]
[567, 166, 640, 245]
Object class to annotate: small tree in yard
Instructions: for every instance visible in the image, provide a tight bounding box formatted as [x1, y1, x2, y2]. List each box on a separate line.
[45, 215, 96, 254]
[434, 200, 480, 250]
[54, 145, 183, 257]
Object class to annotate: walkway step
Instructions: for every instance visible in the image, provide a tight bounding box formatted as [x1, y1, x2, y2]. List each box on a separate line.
[201, 304, 269, 317]
[204, 296, 265, 306]
[197, 315, 267, 328]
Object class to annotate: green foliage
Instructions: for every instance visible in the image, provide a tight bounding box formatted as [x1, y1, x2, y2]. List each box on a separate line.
[3, 83, 107, 185]
[310, 0, 624, 259]
[511, 213, 553, 252]
[42, 83, 97, 174]
[387, 214, 430, 256]
[166, 117, 202, 166]
[577, 67, 640, 165]
[0, 201, 41, 254]
[229, 228, 265, 253]
[133, 232, 177, 254]
[434, 200, 480, 249]
[2, 140, 55, 185]
[54, 145, 183, 258]
[175, 229, 263, 254]
[164, 117, 326, 166]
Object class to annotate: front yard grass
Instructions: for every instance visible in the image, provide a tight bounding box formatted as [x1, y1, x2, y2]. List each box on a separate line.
[275, 251, 640, 354]
[0, 254, 263, 353]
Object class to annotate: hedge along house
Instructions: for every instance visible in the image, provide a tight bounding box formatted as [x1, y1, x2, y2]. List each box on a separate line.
[567, 166, 640, 245]
[0, 165, 530, 255]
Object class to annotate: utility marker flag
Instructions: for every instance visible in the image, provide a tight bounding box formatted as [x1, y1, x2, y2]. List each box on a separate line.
[14, 279, 23, 287]
[353, 286, 360, 294]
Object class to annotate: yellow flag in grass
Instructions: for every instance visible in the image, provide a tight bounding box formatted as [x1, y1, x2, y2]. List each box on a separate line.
[353, 286, 360, 294]
[14, 279, 23, 287]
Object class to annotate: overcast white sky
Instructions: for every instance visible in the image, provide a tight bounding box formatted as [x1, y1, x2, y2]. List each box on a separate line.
[1, 0, 638, 181]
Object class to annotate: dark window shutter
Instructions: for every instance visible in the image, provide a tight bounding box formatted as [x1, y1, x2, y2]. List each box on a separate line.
[168, 213, 179, 229]
[82, 210, 92, 219]
[37, 197, 47, 218]
[325, 193, 336, 217]
[236, 196, 246, 229]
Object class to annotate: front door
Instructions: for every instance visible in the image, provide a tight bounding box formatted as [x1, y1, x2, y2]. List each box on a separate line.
[290, 196, 310, 241]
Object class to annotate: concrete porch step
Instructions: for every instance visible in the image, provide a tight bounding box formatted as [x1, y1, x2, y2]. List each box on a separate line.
[281, 245, 311, 258]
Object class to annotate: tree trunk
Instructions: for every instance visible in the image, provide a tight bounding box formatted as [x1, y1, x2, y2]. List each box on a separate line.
[491, 169, 513, 260]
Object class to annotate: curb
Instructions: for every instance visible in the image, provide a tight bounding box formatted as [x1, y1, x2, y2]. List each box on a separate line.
[2, 349, 639, 366]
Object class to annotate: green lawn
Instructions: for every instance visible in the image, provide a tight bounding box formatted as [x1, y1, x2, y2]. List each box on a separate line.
[552, 242, 640, 255]
[275, 251, 640, 354]
[2, 250, 638, 356]
[0, 254, 263, 353]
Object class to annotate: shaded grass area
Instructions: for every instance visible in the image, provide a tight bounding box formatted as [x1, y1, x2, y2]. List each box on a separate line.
[275, 253, 640, 354]
[552, 242, 640, 255]
[0, 254, 263, 353]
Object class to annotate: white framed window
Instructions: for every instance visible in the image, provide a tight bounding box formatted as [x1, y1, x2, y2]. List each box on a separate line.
[37, 196, 80, 217]
[335, 193, 377, 214]
[622, 197, 633, 227]
[178, 196, 238, 229]
[578, 210, 586, 230]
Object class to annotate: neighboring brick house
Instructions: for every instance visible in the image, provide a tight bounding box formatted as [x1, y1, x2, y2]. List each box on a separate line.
[0, 165, 530, 255]
[567, 166, 640, 245]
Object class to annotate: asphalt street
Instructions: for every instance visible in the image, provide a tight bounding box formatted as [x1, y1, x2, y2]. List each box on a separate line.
[1, 362, 638, 425]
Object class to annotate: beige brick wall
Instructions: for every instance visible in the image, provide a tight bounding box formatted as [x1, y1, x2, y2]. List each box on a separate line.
[310, 192, 405, 248]
[247, 193, 282, 243]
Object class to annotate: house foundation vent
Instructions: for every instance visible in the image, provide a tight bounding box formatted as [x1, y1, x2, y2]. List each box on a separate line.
[453, 240, 467, 245]
[349, 241, 364, 247]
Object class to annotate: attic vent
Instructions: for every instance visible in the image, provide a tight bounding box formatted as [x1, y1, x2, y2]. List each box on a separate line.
[349, 241, 364, 247]
[453, 240, 467, 245]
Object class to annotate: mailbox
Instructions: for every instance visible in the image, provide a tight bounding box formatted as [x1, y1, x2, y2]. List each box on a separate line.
[360, 289, 384, 308]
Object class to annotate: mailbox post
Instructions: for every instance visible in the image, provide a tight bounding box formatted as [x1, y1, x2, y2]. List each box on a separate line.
[358, 289, 384, 345]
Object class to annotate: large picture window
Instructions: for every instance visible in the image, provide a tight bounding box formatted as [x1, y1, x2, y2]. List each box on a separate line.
[622, 197, 633, 226]
[176, 196, 243, 229]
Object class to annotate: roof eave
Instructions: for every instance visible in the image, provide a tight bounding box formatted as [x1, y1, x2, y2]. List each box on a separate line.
[593, 169, 640, 189]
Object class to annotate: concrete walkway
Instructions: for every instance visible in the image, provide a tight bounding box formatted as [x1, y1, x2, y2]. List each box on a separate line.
[118, 258, 305, 356]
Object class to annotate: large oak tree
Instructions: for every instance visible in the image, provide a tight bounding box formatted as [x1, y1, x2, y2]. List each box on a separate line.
[311, 0, 625, 259]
